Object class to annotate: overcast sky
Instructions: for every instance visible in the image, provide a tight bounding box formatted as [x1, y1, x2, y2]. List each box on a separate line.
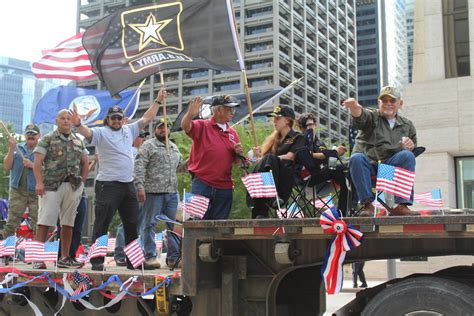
[0, 1, 78, 62]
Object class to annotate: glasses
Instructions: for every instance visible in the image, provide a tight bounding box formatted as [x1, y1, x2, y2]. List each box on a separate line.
[109, 115, 123, 121]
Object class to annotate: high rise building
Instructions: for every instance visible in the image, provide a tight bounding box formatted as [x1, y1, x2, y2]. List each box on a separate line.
[406, 0, 414, 83]
[77, 0, 357, 144]
[0, 57, 60, 134]
[404, 0, 473, 208]
[355, 0, 408, 108]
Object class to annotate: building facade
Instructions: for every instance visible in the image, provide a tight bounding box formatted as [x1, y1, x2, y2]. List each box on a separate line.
[77, 0, 357, 144]
[404, 0, 473, 208]
[356, 0, 408, 107]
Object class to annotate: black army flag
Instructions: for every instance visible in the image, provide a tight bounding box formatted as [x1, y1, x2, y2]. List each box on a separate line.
[83, 1, 240, 95]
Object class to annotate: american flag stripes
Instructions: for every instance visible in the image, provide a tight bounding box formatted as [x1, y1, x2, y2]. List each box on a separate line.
[107, 237, 116, 253]
[376, 164, 415, 200]
[242, 172, 278, 198]
[25, 240, 59, 262]
[0, 236, 16, 257]
[124, 238, 145, 268]
[69, 271, 93, 298]
[183, 193, 210, 219]
[88, 235, 109, 260]
[276, 203, 304, 219]
[155, 233, 163, 251]
[32, 32, 96, 80]
[414, 189, 444, 207]
[313, 196, 334, 209]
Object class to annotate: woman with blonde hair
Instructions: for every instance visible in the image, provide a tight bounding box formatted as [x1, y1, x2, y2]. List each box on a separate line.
[248, 105, 305, 218]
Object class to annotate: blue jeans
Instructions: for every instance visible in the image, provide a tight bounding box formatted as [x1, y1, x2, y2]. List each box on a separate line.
[191, 177, 233, 220]
[114, 223, 125, 261]
[349, 150, 416, 205]
[139, 193, 178, 260]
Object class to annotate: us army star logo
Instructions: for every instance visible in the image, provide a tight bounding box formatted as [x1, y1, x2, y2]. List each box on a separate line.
[129, 13, 172, 51]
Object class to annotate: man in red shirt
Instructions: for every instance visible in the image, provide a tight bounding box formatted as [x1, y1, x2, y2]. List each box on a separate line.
[181, 95, 243, 219]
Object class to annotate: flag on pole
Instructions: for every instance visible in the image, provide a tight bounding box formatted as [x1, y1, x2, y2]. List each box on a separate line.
[33, 86, 140, 126]
[277, 203, 304, 219]
[107, 237, 116, 253]
[376, 164, 415, 200]
[87, 235, 109, 260]
[313, 196, 335, 209]
[242, 172, 278, 198]
[414, 189, 444, 207]
[0, 236, 16, 257]
[24, 240, 59, 262]
[155, 232, 163, 251]
[183, 193, 210, 219]
[32, 32, 95, 80]
[124, 238, 145, 268]
[82, 1, 240, 95]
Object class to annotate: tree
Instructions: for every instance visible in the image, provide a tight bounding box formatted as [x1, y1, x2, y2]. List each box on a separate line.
[0, 123, 17, 199]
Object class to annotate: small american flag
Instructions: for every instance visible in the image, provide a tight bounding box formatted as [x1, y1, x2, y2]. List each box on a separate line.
[124, 238, 145, 268]
[69, 271, 93, 299]
[313, 196, 334, 209]
[0, 236, 16, 257]
[376, 164, 415, 200]
[242, 172, 278, 198]
[348, 126, 358, 154]
[88, 235, 109, 260]
[414, 189, 444, 207]
[183, 193, 209, 219]
[155, 232, 163, 251]
[25, 240, 59, 262]
[107, 237, 116, 253]
[277, 203, 304, 219]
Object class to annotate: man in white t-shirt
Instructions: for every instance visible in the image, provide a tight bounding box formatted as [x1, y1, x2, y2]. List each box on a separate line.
[71, 88, 166, 270]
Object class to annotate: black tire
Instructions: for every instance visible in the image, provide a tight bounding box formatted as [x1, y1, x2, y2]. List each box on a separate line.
[362, 276, 474, 316]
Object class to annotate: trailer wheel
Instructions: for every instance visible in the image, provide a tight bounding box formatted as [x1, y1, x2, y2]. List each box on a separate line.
[362, 276, 474, 315]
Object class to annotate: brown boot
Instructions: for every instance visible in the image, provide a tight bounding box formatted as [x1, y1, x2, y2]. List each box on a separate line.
[390, 204, 420, 216]
[359, 201, 375, 217]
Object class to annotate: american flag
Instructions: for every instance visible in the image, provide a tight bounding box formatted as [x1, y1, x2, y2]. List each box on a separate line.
[69, 271, 93, 299]
[414, 189, 444, 207]
[183, 193, 209, 219]
[277, 203, 304, 219]
[376, 164, 415, 200]
[313, 196, 334, 209]
[88, 235, 109, 260]
[124, 238, 145, 268]
[107, 237, 116, 253]
[25, 240, 59, 262]
[0, 236, 16, 257]
[32, 32, 96, 80]
[348, 126, 358, 154]
[242, 172, 278, 198]
[155, 232, 163, 251]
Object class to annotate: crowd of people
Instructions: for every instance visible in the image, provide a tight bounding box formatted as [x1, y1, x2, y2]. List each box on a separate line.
[1, 85, 420, 269]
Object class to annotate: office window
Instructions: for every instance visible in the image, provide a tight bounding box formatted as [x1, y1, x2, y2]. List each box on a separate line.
[443, 0, 470, 77]
[456, 157, 474, 208]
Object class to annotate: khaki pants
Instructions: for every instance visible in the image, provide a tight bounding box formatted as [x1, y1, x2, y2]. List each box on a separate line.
[38, 182, 83, 227]
[3, 188, 38, 237]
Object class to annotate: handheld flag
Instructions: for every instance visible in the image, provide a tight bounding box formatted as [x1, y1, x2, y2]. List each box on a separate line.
[33, 86, 140, 126]
[155, 232, 163, 251]
[313, 196, 335, 210]
[183, 193, 209, 219]
[242, 172, 278, 198]
[0, 236, 16, 257]
[320, 209, 363, 294]
[124, 238, 145, 268]
[107, 237, 116, 253]
[82, 1, 240, 95]
[32, 32, 95, 80]
[277, 203, 304, 219]
[88, 235, 109, 260]
[414, 189, 444, 207]
[25, 240, 59, 262]
[376, 164, 415, 200]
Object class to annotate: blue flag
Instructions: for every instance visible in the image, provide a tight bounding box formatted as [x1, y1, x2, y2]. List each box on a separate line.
[33, 86, 140, 126]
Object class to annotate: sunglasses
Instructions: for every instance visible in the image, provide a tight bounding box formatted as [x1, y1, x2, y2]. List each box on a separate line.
[109, 115, 123, 121]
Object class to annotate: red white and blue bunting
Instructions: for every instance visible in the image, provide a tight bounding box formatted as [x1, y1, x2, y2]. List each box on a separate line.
[320, 209, 364, 294]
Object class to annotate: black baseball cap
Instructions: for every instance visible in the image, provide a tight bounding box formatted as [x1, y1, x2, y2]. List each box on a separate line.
[210, 95, 240, 107]
[138, 130, 150, 138]
[267, 105, 295, 120]
[107, 105, 124, 117]
[24, 124, 40, 135]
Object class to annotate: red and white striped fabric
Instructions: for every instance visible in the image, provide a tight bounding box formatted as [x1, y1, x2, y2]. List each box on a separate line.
[242, 172, 277, 198]
[24, 240, 59, 262]
[124, 239, 145, 268]
[32, 32, 96, 80]
[414, 191, 444, 207]
[107, 237, 116, 253]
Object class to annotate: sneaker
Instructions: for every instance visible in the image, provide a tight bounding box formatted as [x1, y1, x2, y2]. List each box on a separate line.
[143, 258, 161, 270]
[33, 262, 46, 269]
[115, 258, 127, 266]
[70, 257, 85, 268]
[91, 263, 105, 271]
[57, 257, 83, 268]
[360, 283, 368, 288]
[353, 283, 358, 288]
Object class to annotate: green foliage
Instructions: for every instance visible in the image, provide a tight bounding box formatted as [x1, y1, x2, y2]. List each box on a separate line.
[0, 123, 17, 199]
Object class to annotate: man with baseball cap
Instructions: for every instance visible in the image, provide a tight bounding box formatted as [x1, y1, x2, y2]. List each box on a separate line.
[71, 88, 166, 270]
[342, 86, 419, 216]
[2, 124, 41, 240]
[181, 95, 243, 219]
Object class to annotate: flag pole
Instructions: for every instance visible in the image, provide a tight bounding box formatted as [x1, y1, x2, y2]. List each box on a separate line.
[182, 189, 186, 240]
[123, 78, 146, 115]
[226, 0, 257, 147]
[0, 120, 26, 160]
[12, 234, 16, 269]
[159, 73, 170, 156]
[269, 170, 283, 212]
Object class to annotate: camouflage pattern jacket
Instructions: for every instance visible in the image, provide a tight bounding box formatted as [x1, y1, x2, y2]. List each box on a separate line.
[134, 138, 185, 193]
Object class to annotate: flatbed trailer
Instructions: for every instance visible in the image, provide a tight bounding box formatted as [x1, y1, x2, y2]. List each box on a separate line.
[0, 210, 473, 315]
